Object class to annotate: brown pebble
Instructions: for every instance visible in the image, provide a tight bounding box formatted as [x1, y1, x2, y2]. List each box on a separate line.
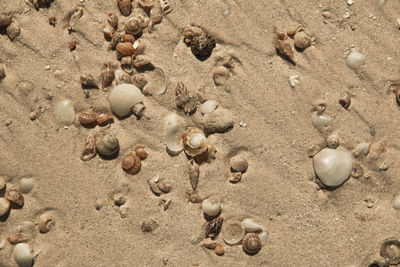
[69, 41, 76, 51]
[0, 13, 12, 27]
[122, 34, 135, 44]
[117, 0, 132, 16]
[116, 42, 135, 57]
[215, 244, 224, 256]
[7, 234, 28, 245]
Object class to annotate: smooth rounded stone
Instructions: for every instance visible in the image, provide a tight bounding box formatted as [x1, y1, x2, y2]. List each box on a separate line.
[108, 83, 143, 117]
[55, 99, 75, 125]
[393, 195, 400, 210]
[13, 243, 33, 267]
[259, 230, 269, 245]
[311, 113, 332, 128]
[222, 219, 245, 245]
[0, 176, 5, 190]
[199, 100, 218, 114]
[19, 178, 34, 194]
[202, 196, 221, 217]
[312, 148, 353, 187]
[242, 218, 262, 233]
[0, 198, 10, 216]
[230, 155, 248, 173]
[203, 107, 233, 134]
[346, 48, 366, 69]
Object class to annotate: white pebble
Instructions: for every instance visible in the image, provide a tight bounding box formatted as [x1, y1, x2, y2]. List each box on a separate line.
[19, 178, 34, 194]
[55, 99, 75, 125]
[393, 195, 400, 210]
[347, 0, 353, 6]
[311, 113, 332, 128]
[44, 65, 50, 70]
[346, 48, 366, 69]
[289, 75, 300, 88]
[13, 243, 33, 267]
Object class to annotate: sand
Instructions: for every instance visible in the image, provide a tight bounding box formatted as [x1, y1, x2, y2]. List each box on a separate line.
[1, 0, 400, 266]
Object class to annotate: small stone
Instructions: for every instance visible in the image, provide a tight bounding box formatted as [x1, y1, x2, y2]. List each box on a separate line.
[289, 75, 300, 88]
[215, 244, 224, 256]
[69, 41, 76, 51]
[379, 163, 388, 171]
[397, 19, 400, 29]
[141, 219, 158, 232]
[119, 205, 128, 218]
[322, 11, 332, 19]
[200, 237, 217, 248]
[94, 199, 103, 210]
[203, 107, 233, 134]
[44, 65, 51, 70]
[113, 193, 126, 206]
[347, 0, 353, 6]
[239, 121, 247, 127]
[230, 155, 248, 173]
[228, 172, 242, 183]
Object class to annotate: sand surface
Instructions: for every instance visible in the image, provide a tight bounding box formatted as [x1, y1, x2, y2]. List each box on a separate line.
[1, 0, 400, 266]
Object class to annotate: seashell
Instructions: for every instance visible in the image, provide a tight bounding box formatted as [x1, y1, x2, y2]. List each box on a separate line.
[222, 219, 245, 245]
[165, 127, 184, 155]
[175, 82, 196, 115]
[77, 110, 98, 126]
[95, 133, 119, 156]
[13, 243, 33, 267]
[183, 26, 204, 45]
[0, 198, 11, 217]
[80, 74, 99, 89]
[122, 34, 135, 44]
[5, 189, 24, 206]
[157, 179, 171, 193]
[212, 66, 230, 86]
[113, 193, 126, 206]
[120, 56, 134, 74]
[294, 31, 311, 50]
[326, 133, 339, 148]
[80, 135, 97, 161]
[242, 218, 263, 233]
[346, 48, 366, 69]
[215, 244, 224, 256]
[203, 107, 233, 134]
[122, 153, 141, 174]
[133, 38, 146, 55]
[38, 212, 55, 233]
[19, 178, 34, 194]
[274, 28, 295, 63]
[191, 33, 216, 58]
[117, 0, 132, 16]
[102, 23, 114, 40]
[393, 195, 400, 210]
[142, 67, 167, 95]
[55, 99, 75, 125]
[228, 172, 242, 183]
[134, 145, 148, 160]
[131, 101, 146, 117]
[182, 127, 208, 157]
[200, 100, 218, 114]
[259, 230, 269, 245]
[114, 69, 131, 85]
[96, 113, 114, 125]
[131, 73, 148, 90]
[312, 148, 352, 187]
[380, 237, 400, 264]
[160, 0, 172, 14]
[202, 196, 221, 217]
[200, 238, 217, 249]
[230, 155, 248, 173]
[148, 2, 163, 32]
[133, 55, 152, 68]
[205, 217, 223, 238]
[242, 233, 262, 255]
[188, 159, 199, 190]
[353, 143, 371, 157]
[187, 190, 202, 203]
[0, 176, 5, 191]
[116, 42, 135, 57]
[7, 234, 28, 245]
[351, 161, 363, 178]
[339, 94, 351, 109]
[0, 13, 12, 27]
[109, 31, 123, 50]
[108, 83, 143, 117]
[125, 17, 142, 35]
[148, 178, 161, 195]
[107, 12, 118, 29]
[7, 20, 21, 41]
[311, 112, 332, 129]
[141, 219, 158, 232]
[0, 64, 5, 80]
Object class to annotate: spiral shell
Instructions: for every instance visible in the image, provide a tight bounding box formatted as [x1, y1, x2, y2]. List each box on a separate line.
[96, 133, 119, 156]
[121, 153, 141, 174]
[242, 233, 262, 255]
[176, 82, 196, 115]
[134, 145, 148, 160]
[183, 26, 204, 45]
[125, 16, 142, 35]
[326, 133, 339, 149]
[117, 0, 132, 16]
[182, 127, 207, 157]
[191, 33, 216, 58]
[101, 63, 115, 89]
[107, 12, 118, 29]
[38, 212, 55, 233]
[77, 110, 97, 126]
[81, 135, 97, 161]
[7, 20, 21, 41]
[5, 189, 24, 206]
[205, 217, 223, 238]
[0, 13, 12, 27]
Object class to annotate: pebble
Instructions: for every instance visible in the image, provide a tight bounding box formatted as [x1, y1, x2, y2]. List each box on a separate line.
[393, 195, 400, 210]
[203, 107, 233, 134]
[397, 19, 400, 29]
[119, 205, 128, 218]
[113, 193, 126, 206]
[215, 244, 224, 256]
[228, 172, 242, 183]
[322, 11, 332, 19]
[141, 219, 158, 232]
[347, 0, 353, 6]
[94, 199, 103, 210]
[44, 65, 51, 70]
[0, 239, 4, 250]
[13, 243, 33, 267]
[230, 155, 248, 173]
[289, 75, 300, 88]
[19, 178, 34, 194]
[239, 121, 247, 127]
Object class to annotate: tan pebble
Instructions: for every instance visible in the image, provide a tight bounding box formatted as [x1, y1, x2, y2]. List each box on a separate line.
[230, 155, 248, 173]
[6, 20, 21, 41]
[369, 142, 386, 160]
[213, 66, 230, 86]
[119, 205, 128, 218]
[81, 135, 97, 161]
[107, 12, 118, 29]
[242, 233, 262, 255]
[141, 219, 158, 232]
[122, 153, 141, 174]
[122, 34, 135, 44]
[274, 28, 295, 63]
[131, 102, 146, 117]
[205, 217, 223, 238]
[113, 193, 126, 206]
[101, 63, 115, 89]
[187, 190, 202, 203]
[77, 110, 97, 126]
[294, 31, 311, 50]
[286, 24, 301, 36]
[116, 42, 135, 57]
[94, 199, 103, 210]
[0, 198, 10, 216]
[0, 13, 12, 27]
[134, 145, 148, 160]
[215, 244, 224, 256]
[117, 0, 132, 16]
[203, 107, 233, 134]
[7, 234, 28, 245]
[5, 189, 24, 207]
[228, 172, 242, 183]
[96, 113, 114, 125]
[38, 212, 55, 233]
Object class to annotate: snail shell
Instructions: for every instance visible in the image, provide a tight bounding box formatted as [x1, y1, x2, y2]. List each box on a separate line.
[326, 133, 339, 149]
[80, 135, 97, 161]
[125, 16, 142, 35]
[120, 56, 134, 74]
[393, 195, 400, 210]
[5, 189, 24, 206]
[121, 153, 141, 174]
[117, 0, 132, 16]
[294, 31, 311, 50]
[230, 155, 248, 173]
[116, 42, 135, 57]
[0, 198, 11, 217]
[157, 179, 171, 193]
[200, 100, 218, 114]
[205, 217, 223, 238]
[183, 26, 204, 45]
[346, 48, 366, 69]
[134, 145, 148, 160]
[202, 196, 221, 217]
[380, 237, 400, 264]
[13, 243, 33, 267]
[133, 38, 146, 55]
[222, 219, 245, 245]
[191, 33, 216, 58]
[182, 127, 208, 157]
[242, 233, 262, 255]
[108, 83, 143, 117]
[107, 12, 118, 29]
[95, 133, 119, 156]
[312, 148, 352, 187]
[38, 212, 55, 233]
[6, 20, 21, 41]
[0, 13, 12, 27]
[77, 110, 97, 126]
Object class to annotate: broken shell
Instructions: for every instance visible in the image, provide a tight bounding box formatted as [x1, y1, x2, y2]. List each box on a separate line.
[131, 101, 146, 117]
[158, 180, 171, 193]
[294, 31, 311, 50]
[187, 190, 202, 203]
[133, 55, 152, 68]
[312, 148, 352, 187]
[200, 100, 218, 114]
[259, 230, 269, 244]
[182, 127, 208, 157]
[200, 238, 217, 249]
[274, 29, 295, 63]
[122, 34, 135, 44]
[102, 23, 114, 40]
[142, 67, 167, 95]
[183, 26, 204, 45]
[13, 243, 33, 267]
[215, 244, 224, 256]
[77, 110, 97, 126]
[351, 161, 363, 178]
[108, 83, 143, 117]
[7, 234, 28, 245]
[134, 145, 148, 160]
[0, 198, 11, 216]
[203, 107, 233, 134]
[393, 195, 400, 210]
[5, 189, 24, 206]
[122, 153, 141, 174]
[6, 20, 21, 41]
[96, 113, 114, 125]
[213, 66, 230, 86]
[326, 133, 339, 148]
[80, 135, 97, 161]
[121, 56, 134, 74]
[107, 12, 118, 29]
[175, 82, 196, 115]
[228, 172, 242, 183]
[116, 42, 135, 57]
[202, 196, 221, 217]
[205, 217, 223, 238]
[222, 219, 245, 245]
[160, 0, 172, 14]
[96, 133, 119, 156]
[55, 99, 75, 125]
[346, 48, 366, 69]
[230, 155, 248, 173]
[165, 127, 184, 155]
[19, 178, 34, 194]
[0, 13, 12, 27]
[242, 233, 262, 255]
[242, 218, 263, 233]
[117, 0, 132, 16]
[148, 2, 163, 32]
[369, 142, 386, 160]
[191, 33, 216, 58]
[131, 73, 148, 90]
[114, 69, 131, 85]
[148, 178, 161, 195]
[38, 212, 55, 233]
[125, 16, 142, 35]
[339, 94, 351, 109]
[101, 63, 115, 89]
[80, 74, 99, 89]
[133, 38, 145, 55]
[188, 159, 199, 190]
